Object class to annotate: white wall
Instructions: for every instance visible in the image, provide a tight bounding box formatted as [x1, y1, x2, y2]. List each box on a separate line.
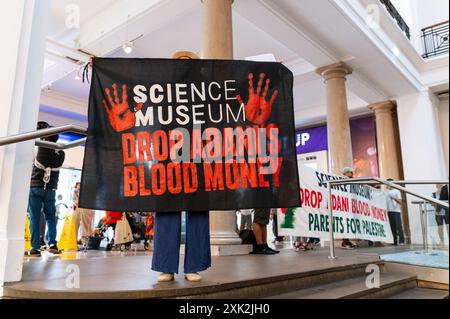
[390, 0, 449, 55]
[437, 97, 449, 176]
[396, 90, 447, 244]
[415, 0, 449, 30]
[38, 111, 87, 128]
[63, 147, 85, 170]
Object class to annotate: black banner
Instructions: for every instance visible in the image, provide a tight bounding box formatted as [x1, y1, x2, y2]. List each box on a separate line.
[79, 58, 300, 212]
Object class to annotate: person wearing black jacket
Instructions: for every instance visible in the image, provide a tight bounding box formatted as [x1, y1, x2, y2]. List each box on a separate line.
[25, 122, 65, 257]
[435, 184, 449, 244]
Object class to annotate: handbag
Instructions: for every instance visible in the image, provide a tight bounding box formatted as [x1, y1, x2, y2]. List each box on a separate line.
[114, 213, 134, 245]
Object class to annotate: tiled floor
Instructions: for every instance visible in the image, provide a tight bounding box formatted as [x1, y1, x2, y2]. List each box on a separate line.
[380, 250, 449, 269]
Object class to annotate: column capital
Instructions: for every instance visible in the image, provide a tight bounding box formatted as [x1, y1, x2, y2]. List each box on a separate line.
[316, 62, 352, 81]
[201, 0, 234, 3]
[368, 100, 396, 114]
[172, 51, 199, 59]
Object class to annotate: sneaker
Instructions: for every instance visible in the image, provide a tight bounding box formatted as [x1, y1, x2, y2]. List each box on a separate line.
[48, 244, 62, 254]
[341, 241, 357, 249]
[185, 273, 202, 282]
[251, 245, 276, 255]
[24, 249, 41, 257]
[264, 244, 280, 254]
[158, 272, 174, 282]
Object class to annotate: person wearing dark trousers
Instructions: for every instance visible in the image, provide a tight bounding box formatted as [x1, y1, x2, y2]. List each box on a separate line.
[271, 209, 284, 243]
[386, 179, 405, 245]
[435, 184, 449, 244]
[252, 208, 279, 254]
[26, 121, 65, 257]
[152, 211, 211, 282]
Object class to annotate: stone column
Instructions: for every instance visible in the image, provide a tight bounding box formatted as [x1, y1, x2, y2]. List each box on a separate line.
[316, 62, 353, 174]
[0, 0, 51, 290]
[369, 101, 410, 242]
[368, 101, 400, 179]
[201, 0, 233, 59]
[201, 0, 245, 251]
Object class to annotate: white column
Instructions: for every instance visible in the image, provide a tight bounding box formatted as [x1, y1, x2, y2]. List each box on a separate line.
[201, 0, 242, 248]
[0, 0, 50, 289]
[396, 90, 447, 244]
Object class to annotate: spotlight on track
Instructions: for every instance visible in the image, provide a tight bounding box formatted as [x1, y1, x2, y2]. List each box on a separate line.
[122, 41, 133, 54]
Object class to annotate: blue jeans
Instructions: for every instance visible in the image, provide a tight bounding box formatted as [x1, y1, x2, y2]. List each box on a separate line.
[152, 211, 211, 274]
[28, 188, 57, 250]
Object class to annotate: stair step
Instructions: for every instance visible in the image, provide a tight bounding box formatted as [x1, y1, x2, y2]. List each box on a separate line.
[388, 288, 449, 299]
[266, 273, 416, 299]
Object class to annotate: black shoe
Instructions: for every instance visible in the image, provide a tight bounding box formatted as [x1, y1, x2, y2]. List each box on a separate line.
[252, 245, 276, 255]
[265, 244, 280, 253]
[48, 244, 62, 254]
[24, 249, 41, 257]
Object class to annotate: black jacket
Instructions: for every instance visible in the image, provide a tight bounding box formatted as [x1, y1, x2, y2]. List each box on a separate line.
[440, 185, 449, 214]
[30, 147, 65, 189]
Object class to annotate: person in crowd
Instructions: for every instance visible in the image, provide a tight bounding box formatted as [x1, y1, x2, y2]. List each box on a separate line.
[306, 237, 321, 249]
[252, 208, 279, 254]
[25, 121, 65, 257]
[386, 178, 405, 245]
[434, 184, 449, 244]
[152, 211, 211, 282]
[341, 167, 358, 249]
[293, 237, 308, 251]
[73, 182, 94, 245]
[238, 209, 253, 231]
[294, 237, 320, 251]
[271, 208, 284, 243]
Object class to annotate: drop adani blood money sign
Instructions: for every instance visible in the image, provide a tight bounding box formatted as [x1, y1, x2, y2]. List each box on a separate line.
[278, 165, 394, 243]
[79, 58, 300, 212]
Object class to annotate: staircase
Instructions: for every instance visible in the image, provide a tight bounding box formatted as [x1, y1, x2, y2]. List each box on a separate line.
[264, 263, 448, 299]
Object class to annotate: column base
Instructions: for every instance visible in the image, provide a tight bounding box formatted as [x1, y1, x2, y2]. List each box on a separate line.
[210, 244, 252, 256]
[180, 244, 253, 256]
[0, 238, 25, 286]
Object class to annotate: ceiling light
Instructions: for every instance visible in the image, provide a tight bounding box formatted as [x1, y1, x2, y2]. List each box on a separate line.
[123, 41, 133, 54]
[74, 73, 81, 81]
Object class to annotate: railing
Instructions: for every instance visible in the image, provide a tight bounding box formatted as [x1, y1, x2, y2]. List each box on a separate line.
[379, 0, 411, 40]
[325, 177, 449, 259]
[411, 200, 448, 254]
[421, 20, 449, 59]
[0, 124, 87, 150]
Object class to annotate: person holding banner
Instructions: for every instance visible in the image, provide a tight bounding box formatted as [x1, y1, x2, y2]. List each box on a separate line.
[341, 167, 358, 249]
[152, 211, 211, 282]
[152, 51, 211, 283]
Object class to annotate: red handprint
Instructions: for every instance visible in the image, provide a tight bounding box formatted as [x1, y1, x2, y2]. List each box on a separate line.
[237, 73, 279, 125]
[102, 83, 143, 132]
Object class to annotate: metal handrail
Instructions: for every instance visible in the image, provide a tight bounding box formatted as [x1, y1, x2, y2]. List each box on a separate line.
[0, 124, 87, 150]
[411, 200, 448, 253]
[325, 177, 449, 259]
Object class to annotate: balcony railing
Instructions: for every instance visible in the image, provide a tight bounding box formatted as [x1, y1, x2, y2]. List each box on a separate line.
[380, 0, 411, 40]
[421, 20, 449, 59]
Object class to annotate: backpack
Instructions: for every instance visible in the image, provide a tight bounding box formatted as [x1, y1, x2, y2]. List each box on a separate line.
[239, 229, 256, 246]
